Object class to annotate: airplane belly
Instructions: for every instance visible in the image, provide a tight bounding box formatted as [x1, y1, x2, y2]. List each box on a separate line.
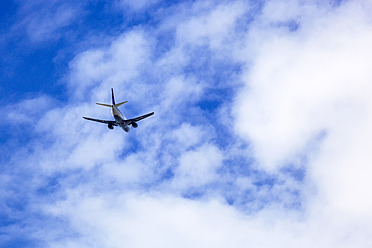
[112, 107, 125, 119]
[113, 115, 130, 132]
[121, 125, 130, 132]
[114, 115, 123, 123]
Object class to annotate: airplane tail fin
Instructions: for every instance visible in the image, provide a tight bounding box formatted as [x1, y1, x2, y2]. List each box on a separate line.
[111, 88, 115, 105]
[96, 89, 128, 108]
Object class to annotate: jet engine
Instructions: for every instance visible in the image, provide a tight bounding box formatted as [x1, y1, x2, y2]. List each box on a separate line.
[132, 122, 138, 128]
[108, 124, 114, 129]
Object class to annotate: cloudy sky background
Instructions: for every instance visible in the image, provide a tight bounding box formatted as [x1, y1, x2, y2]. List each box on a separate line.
[1, 0, 372, 247]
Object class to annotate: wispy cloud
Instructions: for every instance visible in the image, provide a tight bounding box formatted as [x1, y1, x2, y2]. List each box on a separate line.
[115, 0, 163, 12]
[13, 0, 86, 44]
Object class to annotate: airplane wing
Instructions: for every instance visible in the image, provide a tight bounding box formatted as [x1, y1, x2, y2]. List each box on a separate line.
[125, 112, 154, 124]
[83, 117, 118, 126]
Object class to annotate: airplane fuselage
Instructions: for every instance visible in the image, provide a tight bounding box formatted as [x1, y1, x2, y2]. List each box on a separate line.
[112, 106, 130, 132]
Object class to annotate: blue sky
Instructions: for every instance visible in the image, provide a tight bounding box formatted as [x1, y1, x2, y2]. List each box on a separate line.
[1, 0, 372, 247]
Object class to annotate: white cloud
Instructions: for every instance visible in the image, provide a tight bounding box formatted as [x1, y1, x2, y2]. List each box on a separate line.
[16, 0, 84, 43]
[167, 123, 209, 149]
[175, 1, 247, 49]
[5, 95, 53, 124]
[45, 191, 372, 248]
[172, 144, 223, 190]
[44, 193, 289, 248]
[68, 30, 152, 101]
[234, 0, 372, 170]
[232, 0, 372, 246]
[116, 0, 162, 12]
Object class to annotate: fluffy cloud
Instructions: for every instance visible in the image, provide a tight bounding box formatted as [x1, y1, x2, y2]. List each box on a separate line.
[233, 0, 372, 246]
[234, 0, 372, 170]
[44, 192, 372, 248]
[172, 144, 224, 190]
[234, 0, 372, 211]
[68, 30, 153, 101]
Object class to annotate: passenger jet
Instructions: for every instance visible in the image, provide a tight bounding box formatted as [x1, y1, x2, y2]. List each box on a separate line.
[83, 88, 154, 132]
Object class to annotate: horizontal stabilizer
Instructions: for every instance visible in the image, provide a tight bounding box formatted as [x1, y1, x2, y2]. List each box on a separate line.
[96, 103, 112, 107]
[114, 101, 128, 108]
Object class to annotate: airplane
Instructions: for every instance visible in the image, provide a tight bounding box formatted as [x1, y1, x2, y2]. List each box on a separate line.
[83, 88, 154, 132]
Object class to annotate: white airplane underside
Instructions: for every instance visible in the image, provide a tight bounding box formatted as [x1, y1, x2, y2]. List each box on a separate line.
[83, 88, 154, 132]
